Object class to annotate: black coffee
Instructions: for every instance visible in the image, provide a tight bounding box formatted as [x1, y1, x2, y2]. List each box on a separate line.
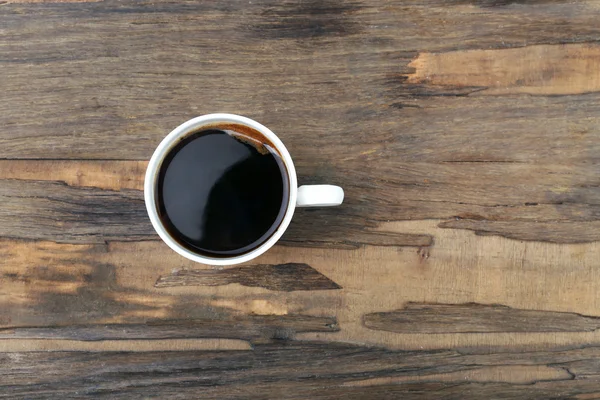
[157, 125, 289, 257]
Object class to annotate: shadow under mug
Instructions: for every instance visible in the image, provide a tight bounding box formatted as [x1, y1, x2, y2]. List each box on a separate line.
[144, 113, 344, 266]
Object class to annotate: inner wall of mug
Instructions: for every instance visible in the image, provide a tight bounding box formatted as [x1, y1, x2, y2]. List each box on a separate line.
[144, 114, 298, 265]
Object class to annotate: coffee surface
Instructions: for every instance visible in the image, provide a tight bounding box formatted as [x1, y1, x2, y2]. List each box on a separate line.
[157, 128, 288, 257]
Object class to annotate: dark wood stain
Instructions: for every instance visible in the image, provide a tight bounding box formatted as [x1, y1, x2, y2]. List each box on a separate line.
[0, 238, 339, 342]
[155, 263, 342, 292]
[363, 303, 600, 334]
[31, 263, 152, 326]
[2, 254, 184, 327]
[253, 0, 363, 39]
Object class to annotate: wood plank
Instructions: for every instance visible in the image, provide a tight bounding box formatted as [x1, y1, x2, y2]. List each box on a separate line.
[2, 1, 600, 159]
[3, 342, 600, 399]
[0, 317, 338, 342]
[0, 161, 433, 247]
[0, 339, 251, 352]
[3, 222, 600, 351]
[2, 155, 600, 245]
[3, 0, 600, 248]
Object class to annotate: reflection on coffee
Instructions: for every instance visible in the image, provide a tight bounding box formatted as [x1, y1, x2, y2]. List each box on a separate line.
[157, 126, 289, 257]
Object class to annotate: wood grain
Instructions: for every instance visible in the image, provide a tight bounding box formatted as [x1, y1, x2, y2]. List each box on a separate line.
[155, 263, 342, 292]
[0, 239, 341, 341]
[4, 342, 600, 399]
[0, 339, 252, 352]
[0, 316, 339, 342]
[0, 160, 147, 191]
[0, 161, 435, 248]
[406, 44, 600, 95]
[2, 0, 600, 398]
[3, 226, 600, 351]
[439, 220, 600, 243]
[2, 0, 600, 158]
[0, 179, 151, 243]
[3, 157, 600, 246]
[364, 303, 600, 334]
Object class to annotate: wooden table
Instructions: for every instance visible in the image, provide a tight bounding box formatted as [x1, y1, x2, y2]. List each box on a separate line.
[2, 0, 600, 398]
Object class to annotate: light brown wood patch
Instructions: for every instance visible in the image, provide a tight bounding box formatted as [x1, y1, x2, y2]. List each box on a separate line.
[406, 44, 600, 95]
[0, 160, 147, 191]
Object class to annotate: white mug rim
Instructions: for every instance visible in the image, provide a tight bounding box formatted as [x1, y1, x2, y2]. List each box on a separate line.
[144, 113, 298, 266]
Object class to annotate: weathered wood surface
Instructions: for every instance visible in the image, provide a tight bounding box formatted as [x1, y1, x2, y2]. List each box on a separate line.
[2, 0, 600, 398]
[5, 343, 600, 399]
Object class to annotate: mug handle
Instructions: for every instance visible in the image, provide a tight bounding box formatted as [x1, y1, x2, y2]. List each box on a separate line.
[296, 185, 344, 207]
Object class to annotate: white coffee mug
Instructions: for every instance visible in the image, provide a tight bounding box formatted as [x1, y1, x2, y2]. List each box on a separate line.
[144, 113, 344, 265]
